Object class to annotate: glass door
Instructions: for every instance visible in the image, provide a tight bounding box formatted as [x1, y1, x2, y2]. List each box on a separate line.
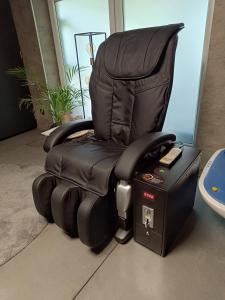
[49, 0, 112, 119]
[123, 0, 214, 144]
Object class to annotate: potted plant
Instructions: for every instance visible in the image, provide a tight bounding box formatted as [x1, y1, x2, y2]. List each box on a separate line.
[8, 66, 85, 126]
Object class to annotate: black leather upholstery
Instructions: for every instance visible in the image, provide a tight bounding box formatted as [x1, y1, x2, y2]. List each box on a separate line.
[44, 120, 94, 152]
[32, 173, 56, 222]
[51, 182, 80, 237]
[45, 137, 126, 196]
[77, 191, 116, 248]
[90, 24, 183, 145]
[104, 24, 182, 80]
[115, 132, 176, 181]
[32, 24, 183, 248]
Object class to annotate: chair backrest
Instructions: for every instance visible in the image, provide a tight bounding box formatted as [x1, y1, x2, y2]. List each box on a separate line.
[89, 23, 184, 146]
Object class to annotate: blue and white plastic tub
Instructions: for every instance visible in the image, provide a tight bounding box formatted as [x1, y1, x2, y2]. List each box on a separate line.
[199, 149, 225, 218]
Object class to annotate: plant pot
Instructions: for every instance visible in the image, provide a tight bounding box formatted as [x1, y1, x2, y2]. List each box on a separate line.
[62, 113, 74, 124]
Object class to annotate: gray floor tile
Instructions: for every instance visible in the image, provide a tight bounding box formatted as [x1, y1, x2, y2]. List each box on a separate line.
[0, 225, 117, 300]
[0, 129, 43, 149]
[0, 144, 46, 167]
[76, 196, 225, 300]
[0, 130, 46, 167]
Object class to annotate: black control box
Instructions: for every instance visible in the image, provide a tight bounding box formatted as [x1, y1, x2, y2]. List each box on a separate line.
[133, 146, 201, 256]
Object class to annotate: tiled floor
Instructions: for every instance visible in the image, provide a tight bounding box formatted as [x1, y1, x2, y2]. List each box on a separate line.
[0, 130, 225, 300]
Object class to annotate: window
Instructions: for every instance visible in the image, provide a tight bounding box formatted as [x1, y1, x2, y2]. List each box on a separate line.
[123, 0, 214, 144]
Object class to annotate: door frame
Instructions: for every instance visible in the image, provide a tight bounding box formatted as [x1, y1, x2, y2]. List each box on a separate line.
[193, 0, 215, 145]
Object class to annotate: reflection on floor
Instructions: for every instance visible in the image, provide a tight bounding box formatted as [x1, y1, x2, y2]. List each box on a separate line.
[0, 130, 225, 300]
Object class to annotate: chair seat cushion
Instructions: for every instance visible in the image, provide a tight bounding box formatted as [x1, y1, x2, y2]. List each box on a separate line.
[45, 137, 126, 196]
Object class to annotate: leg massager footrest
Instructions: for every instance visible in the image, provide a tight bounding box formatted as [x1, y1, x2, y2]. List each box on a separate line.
[32, 173, 56, 222]
[32, 173, 116, 247]
[78, 192, 117, 248]
[51, 182, 80, 237]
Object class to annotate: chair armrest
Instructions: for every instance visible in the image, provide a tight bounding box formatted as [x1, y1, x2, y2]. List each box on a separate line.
[43, 120, 94, 152]
[114, 132, 176, 181]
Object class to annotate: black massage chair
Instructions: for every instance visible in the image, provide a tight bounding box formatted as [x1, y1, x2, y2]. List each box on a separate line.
[33, 23, 184, 248]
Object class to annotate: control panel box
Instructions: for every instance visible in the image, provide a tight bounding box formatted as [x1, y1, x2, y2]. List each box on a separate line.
[133, 146, 201, 256]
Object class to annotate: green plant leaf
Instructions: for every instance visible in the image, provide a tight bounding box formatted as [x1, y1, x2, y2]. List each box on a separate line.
[8, 65, 87, 124]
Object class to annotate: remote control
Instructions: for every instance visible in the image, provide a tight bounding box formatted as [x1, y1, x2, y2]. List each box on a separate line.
[159, 147, 183, 166]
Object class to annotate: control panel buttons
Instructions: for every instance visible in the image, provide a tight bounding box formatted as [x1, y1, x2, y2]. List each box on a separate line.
[150, 176, 164, 184]
[142, 172, 164, 184]
[142, 173, 154, 181]
[154, 167, 167, 175]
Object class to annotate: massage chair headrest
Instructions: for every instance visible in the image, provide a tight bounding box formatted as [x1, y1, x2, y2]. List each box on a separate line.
[103, 23, 184, 80]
